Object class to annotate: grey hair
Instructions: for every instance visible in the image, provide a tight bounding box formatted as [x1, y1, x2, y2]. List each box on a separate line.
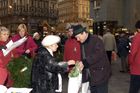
[0, 26, 10, 33]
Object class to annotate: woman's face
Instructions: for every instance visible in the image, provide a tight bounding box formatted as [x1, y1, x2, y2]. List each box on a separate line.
[48, 43, 59, 52]
[19, 28, 26, 37]
[34, 34, 40, 40]
[0, 31, 10, 42]
[43, 27, 48, 32]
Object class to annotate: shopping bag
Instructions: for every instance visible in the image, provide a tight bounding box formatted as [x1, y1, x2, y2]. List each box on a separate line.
[112, 51, 117, 61]
[6, 87, 32, 93]
[81, 82, 91, 93]
[68, 73, 82, 93]
[0, 85, 32, 93]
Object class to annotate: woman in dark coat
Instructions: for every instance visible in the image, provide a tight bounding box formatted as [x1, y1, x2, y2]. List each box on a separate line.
[31, 35, 75, 93]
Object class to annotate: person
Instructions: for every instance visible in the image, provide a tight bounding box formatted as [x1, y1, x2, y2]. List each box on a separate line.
[72, 24, 111, 93]
[41, 21, 50, 38]
[33, 32, 42, 49]
[31, 35, 77, 93]
[103, 29, 117, 63]
[12, 24, 37, 58]
[63, 26, 83, 93]
[128, 20, 140, 93]
[63, 26, 81, 71]
[117, 31, 129, 73]
[0, 26, 13, 87]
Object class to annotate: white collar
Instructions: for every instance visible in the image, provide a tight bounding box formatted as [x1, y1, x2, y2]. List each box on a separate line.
[46, 48, 53, 56]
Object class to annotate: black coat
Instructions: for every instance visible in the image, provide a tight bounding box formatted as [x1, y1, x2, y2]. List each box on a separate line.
[31, 47, 68, 93]
[117, 36, 129, 57]
[82, 34, 111, 86]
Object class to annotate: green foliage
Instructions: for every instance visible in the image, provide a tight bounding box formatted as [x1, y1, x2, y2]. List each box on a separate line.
[8, 56, 32, 88]
[68, 63, 80, 77]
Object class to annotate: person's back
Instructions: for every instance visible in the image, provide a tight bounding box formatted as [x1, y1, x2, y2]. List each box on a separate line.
[103, 30, 117, 63]
[117, 32, 129, 72]
[117, 33, 129, 57]
[103, 32, 117, 51]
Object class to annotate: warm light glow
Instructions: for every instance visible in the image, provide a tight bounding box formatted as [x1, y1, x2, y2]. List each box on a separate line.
[122, 28, 128, 31]
[22, 18, 25, 20]
[89, 29, 93, 33]
[9, 5, 12, 9]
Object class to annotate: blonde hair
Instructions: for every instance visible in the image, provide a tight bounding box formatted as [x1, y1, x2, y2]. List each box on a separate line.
[0, 26, 10, 33]
[17, 24, 28, 33]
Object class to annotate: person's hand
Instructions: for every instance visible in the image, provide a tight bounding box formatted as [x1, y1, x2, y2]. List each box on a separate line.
[67, 60, 75, 65]
[25, 49, 30, 54]
[78, 61, 84, 72]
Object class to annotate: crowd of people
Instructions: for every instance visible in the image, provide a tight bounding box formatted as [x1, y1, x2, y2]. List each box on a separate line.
[0, 20, 140, 93]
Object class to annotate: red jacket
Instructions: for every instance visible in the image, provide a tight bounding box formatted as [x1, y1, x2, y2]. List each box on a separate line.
[0, 41, 13, 86]
[63, 37, 81, 61]
[63, 37, 81, 71]
[128, 32, 140, 75]
[12, 34, 38, 57]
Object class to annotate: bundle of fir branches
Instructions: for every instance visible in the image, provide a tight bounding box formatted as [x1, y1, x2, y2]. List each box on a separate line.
[8, 55, 32, 88]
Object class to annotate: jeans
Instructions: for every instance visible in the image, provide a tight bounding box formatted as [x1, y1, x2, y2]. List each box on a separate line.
[90, 81, 108, 93]
[129, 75, 140, 93]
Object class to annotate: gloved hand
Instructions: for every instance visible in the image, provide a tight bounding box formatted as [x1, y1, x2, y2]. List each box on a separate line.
[0, 45, 6, 50]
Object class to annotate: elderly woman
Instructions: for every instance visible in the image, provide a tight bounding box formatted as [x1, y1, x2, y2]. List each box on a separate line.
[0, 26, 13, 86]
[31, 35, 75, 93]
[12, 24, 37, 58]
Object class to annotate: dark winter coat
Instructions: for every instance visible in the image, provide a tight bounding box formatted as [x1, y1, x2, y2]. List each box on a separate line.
[82, 34, 111, 86]
[117, 36, 129, 57]
[31, 47, 68, 93]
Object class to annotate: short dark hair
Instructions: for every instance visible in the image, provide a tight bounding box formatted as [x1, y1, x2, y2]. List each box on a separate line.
[135, 20, 140, 29]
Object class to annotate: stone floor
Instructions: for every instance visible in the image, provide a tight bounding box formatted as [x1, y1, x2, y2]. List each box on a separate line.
[108, 58, 130, 93]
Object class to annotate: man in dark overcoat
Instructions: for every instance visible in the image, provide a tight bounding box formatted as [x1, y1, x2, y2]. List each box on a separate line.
[72, 24, 111, 93]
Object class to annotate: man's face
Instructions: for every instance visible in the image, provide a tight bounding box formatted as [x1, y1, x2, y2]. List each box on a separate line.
[75, 32, 87, 43]
[67, 28, 73, 37]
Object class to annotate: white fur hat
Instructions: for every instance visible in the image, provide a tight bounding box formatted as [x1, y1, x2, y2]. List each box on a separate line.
[0, 85, 7, 93]
[41, 35, 60, 46]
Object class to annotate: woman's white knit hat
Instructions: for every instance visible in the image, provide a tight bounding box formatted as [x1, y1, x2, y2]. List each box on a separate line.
[41, 35, 61, 46]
